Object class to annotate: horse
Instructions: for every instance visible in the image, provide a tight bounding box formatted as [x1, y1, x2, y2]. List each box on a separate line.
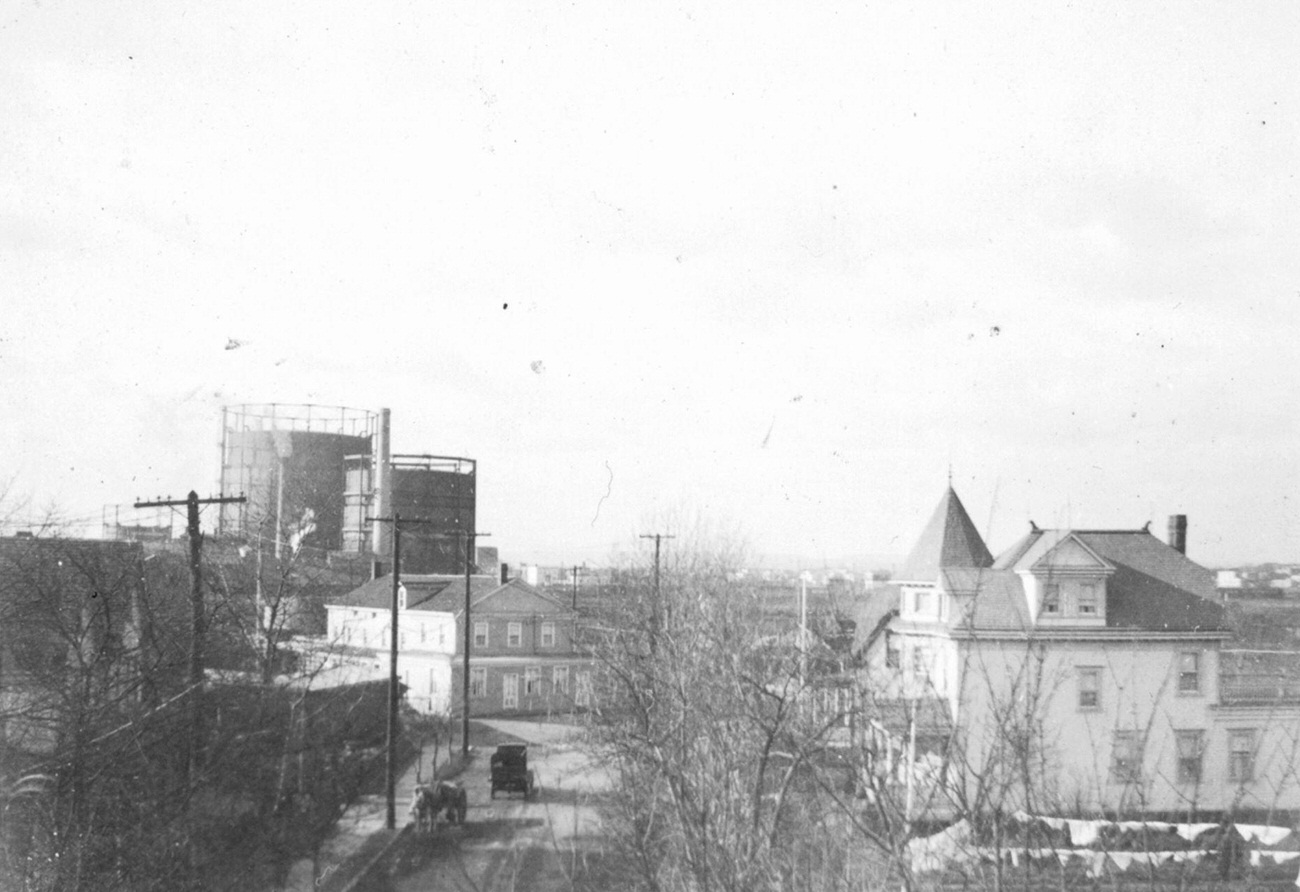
[408, 781, 467, 832]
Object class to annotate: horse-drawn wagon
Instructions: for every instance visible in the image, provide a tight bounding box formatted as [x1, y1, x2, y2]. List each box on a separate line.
[408, 780, 467, 833]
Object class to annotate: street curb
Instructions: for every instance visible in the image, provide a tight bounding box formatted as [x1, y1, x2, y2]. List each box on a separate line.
[328, 750, 477, 892]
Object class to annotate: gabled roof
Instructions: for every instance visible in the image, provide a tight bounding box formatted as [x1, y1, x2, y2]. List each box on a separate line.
[470, 578, 569, 615]
[939, 568, 1032, 630]
[851, 585, 901, 654]
[1076, 531, 1223, 631]
[896, 487, 993, 583]
[976, 528, 1227, 634]
[327, 574, 570, 617]
[327, 574, 499, 612]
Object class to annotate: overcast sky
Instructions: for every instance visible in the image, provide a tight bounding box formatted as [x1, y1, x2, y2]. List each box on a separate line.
[2, 1, 1296, 569]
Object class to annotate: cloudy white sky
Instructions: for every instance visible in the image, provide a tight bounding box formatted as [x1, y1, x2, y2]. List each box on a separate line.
[2, 1, 1296, 568]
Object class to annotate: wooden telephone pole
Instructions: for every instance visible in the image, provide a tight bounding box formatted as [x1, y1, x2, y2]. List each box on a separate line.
[639, 533, 675, 651]
[365, 517, 486, 827]
[133, 491, 245, 786]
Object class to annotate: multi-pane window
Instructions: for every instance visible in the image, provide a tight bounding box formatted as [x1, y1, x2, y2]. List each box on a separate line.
[911, 645, 929, 678]
[470, 667, 487, 698]
[503, 674, 519, 709]
[1176, 730, 1204, 784]
[473, 622, 489, 647]
[1042, 583, 1061, 614]
[524, 666, 541, 695]
[885, 633, 900, 669]
[1178, 652, 1201, 694]
[1110, 731, 1144, 783]
[1229, 729, 1255, 782]
[1077, 584, 1098, 615]
[575, 672, 592, 707]
[1078, 668, 1101, 710]
[507, 622, 523, 647]
[553, 665, 569, 694]
[540, 622, 556, 648]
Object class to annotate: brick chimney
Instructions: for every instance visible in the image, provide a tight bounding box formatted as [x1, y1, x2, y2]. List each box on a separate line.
[500, 562, 509, 584]
[1167, 514, 1188, 554]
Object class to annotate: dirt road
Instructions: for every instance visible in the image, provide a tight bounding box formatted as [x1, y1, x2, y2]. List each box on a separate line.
[364, 721, 609, 892]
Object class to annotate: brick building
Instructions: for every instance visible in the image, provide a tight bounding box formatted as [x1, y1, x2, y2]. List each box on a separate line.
[325, 568, 593, 717]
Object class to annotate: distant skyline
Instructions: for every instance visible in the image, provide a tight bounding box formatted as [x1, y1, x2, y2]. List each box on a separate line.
[3, 2, 1297, 569]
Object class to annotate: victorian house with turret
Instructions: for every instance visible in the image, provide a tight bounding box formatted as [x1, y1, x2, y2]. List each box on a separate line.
[862, 485, 1300, 816]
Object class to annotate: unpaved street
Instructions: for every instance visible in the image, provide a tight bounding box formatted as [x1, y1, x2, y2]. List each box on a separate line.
[366, 721, 609, 892]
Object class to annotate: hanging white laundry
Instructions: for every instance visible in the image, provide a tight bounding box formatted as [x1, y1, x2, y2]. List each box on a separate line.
[1176, 823, 1219, 842]
[1251, 851, 1263, 868]
[1128, 852, 1152, 867]
[1171, 850, 1207, 864]
[1066, 819, 1104, 847]
[1086, 852, 1108, 878]
[1149, 852, 1173, 867]
[1110, 852, 1135, 871]
[1271, 852, 1300, 865]
[1012, 810, 1033, 824]
[1237, 824, 1292, 846]
[1041, 816, 1067, 831]
[1009, 849, 1020, 868]
[1119, 820, 1174, 833]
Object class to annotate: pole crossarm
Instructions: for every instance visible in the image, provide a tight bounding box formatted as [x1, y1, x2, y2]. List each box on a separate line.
[125, 491, 246, 794]
[134, 494, 246, 509]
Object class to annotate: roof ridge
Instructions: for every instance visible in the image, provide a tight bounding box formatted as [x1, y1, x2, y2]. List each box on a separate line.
[1071, 528, 1153, 535]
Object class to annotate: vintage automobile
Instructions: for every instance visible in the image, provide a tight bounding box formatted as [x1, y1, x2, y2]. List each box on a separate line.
[489, 744, 536, 799]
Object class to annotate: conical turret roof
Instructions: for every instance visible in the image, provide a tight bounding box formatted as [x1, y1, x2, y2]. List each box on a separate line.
[896, 486, 993, 582]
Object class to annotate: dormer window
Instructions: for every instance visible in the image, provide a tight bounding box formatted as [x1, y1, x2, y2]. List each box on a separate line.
[1077, 585, 1098, 615]
[1042, 583, 1060, 614]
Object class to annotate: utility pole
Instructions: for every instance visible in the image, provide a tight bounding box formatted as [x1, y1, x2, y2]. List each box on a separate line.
[799, 576, 808, 688]
[385, 512, 401, 830]
[570, 564, 582, 611]
[134, 491, 245, 787]
[457, 530, 490, 758]
[366, 514, 458, 829]
[639, 533, 675, 652]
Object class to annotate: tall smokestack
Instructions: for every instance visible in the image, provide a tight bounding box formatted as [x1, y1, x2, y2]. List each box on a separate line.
[1167, 514, 1188, 554]
[501, 563, 509, 585]
[372, 408, 392, 556]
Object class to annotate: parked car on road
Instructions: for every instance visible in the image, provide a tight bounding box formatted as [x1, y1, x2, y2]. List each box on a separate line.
[489, 744, 536, 799]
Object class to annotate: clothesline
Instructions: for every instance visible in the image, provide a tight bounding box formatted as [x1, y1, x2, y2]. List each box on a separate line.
[1011, 810, 1293, 847]
[910, 816, 1300, 884]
